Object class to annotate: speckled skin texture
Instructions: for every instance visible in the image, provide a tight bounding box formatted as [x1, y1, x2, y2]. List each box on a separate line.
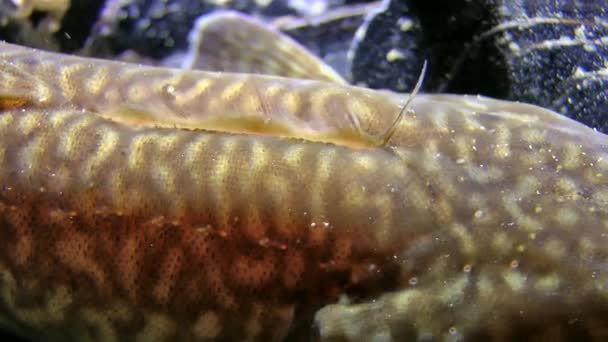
[1, 42, 608, 341]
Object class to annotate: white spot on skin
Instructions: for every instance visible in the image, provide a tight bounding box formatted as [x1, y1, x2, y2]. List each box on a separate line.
[473, 210, 484, 219]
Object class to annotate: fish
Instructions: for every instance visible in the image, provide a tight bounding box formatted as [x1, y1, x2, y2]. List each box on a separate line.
[183, 11, 347, 84]
[0, 40, 608, 341]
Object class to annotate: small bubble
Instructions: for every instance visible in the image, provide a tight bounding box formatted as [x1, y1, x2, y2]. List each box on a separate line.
[473, 210, 484, 219]
[463, 264, 472, 273]
[408, 277, 418, 286]
[449, 326, 458, 335]
[510, 260, 520, 268]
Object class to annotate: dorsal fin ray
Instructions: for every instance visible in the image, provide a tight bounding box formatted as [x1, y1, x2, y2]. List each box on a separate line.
[377, 60, 427, 147]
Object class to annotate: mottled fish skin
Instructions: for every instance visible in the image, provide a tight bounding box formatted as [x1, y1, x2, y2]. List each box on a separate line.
[0, 42, 608, 341]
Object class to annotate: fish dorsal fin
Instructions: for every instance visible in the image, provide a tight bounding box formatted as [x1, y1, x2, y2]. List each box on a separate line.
[183, 10, 346, 84]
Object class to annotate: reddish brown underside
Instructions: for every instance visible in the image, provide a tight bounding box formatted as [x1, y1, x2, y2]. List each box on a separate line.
[0, 189, 397, 340]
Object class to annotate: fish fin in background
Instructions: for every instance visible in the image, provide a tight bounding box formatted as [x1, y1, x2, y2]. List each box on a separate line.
[183, 10, 347, 84]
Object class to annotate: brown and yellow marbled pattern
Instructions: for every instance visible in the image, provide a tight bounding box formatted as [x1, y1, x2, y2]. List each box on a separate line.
[0, 41, 608, 341]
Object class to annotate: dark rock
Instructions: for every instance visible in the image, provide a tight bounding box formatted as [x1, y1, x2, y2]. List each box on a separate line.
[349, 0, 507, 95]
[278, 2, 379, 78]
[54, 0, 105, 52]
[350, 0, 608, 132]
[497, 1, 608, 132]
[85, 0, 217, 59]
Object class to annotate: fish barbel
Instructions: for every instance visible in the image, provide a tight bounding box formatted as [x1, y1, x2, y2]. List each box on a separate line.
[0, 41, 607, 341]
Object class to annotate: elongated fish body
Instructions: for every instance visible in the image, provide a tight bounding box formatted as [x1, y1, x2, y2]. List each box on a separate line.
[0, 42, 608, 341]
